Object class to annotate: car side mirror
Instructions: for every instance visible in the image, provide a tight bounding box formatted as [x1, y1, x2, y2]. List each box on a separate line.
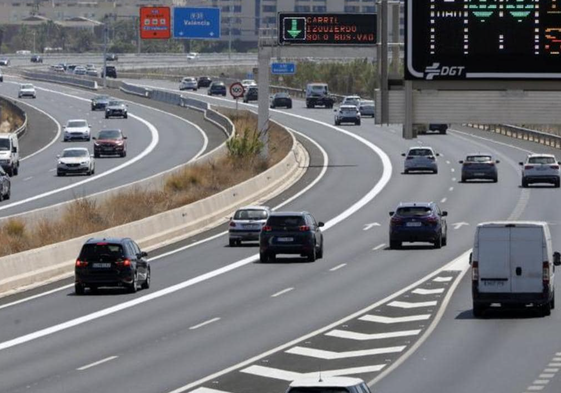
[459, 160, 463, 164]
[495, 160, 500, 163]
[469, 252, 473, 265]
[138, 251, 148, 258]
[401, 153, 406, 156]
[519, 162, 523, 166]
[318, 221, 325, 227]
[436, 153, 440, 156]
[56, 154, 60, 158]
[389, 211, 395, 216]
[554, 252, 561, 266]
[442, 211, 448, 216]
[124, 136, 128, 139]
[12, 147, 17, 153]
[92, 137, 97, 140]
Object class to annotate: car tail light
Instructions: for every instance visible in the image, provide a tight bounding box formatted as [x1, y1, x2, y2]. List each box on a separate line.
[390, 216, 403, 225]
[229, 221, 236, 227]
[75, 259, 88, 268]
[263, 226, 272, 232]
[299, 225, 310, 231]
[406, 156, 414, 160]
[96, 242, 108, 245]
[116, 259, 131, 268]
[426, 216, 438, 223]
[524, 165, 533, 170]
[550, 165, 559, 170]
[472, 261, 479, 281]
[543, 261, 550, 284]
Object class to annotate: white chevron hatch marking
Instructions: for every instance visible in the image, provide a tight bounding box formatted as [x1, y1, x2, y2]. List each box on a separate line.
[359, 314, 431, 324]
[388, 300, 438, 309]
[241, 364, 385, 381]
[326, 329, 421, 341]
[286, 345, 405, 359]
[412, 288, 445, 295]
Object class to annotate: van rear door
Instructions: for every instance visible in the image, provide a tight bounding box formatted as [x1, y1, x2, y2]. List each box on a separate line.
[478, 226, 511, 293]
[510, 226, 544, 293]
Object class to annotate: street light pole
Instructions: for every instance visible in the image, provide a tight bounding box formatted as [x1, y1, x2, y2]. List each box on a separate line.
[103, 17, 108, 88]
[228, 6, 232, 59]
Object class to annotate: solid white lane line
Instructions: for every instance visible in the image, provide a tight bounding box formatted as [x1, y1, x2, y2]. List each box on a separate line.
[330, 264, 347, 272]
[372, 243, 386, 251]
[271, 288, 294, 298]
[325, 329, 421, 341]
[359, 314, 431, 324]
[433, 276, 453, 282]
[240, 364, 385, 382]
[76, 356, 118, 371]
[440, 198, 447, 203]
[388, 300, 437, 309]
[189, 318, 220, 330]
[286, 345, 405, 359]
[412, 288, 445, 295]
[23, 177, 33, 182]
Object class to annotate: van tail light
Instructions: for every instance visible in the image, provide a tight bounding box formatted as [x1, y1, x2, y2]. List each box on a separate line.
[116, 259, 131, 268]
[525, 165, 533, 170]
[550, 165, 559, 170]
[229, 221, 236, 227]
[472, 261, 479, 281]
[543, 262, 550, 284]
[75, 259, 88, 268]
[299, 225, 310, 231]
[263, 226, 272, 232]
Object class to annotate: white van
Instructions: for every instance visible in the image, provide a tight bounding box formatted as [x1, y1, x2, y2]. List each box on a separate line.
[286, 377, 372, 393]
[0, 133, 20, 176]
[471, 221, 561, 317]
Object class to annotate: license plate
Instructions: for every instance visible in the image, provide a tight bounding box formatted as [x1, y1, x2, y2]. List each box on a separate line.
[243, 224, 259, 229]
[93, 263, 111, 268]
[482, 280, 506, 287]
[474, 173, 485, 176]
[406, 222, 422, 227]
[277, 237, 294, 242]
[537, 166, 547, 171]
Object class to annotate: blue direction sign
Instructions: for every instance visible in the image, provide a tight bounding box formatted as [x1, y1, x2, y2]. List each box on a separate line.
[173, 7, 220, 39]
[271, 62, 296, 75]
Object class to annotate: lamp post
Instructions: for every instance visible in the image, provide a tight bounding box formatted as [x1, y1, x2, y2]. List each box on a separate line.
[103, 16, 108, 88]
[32, 31, 36, 53]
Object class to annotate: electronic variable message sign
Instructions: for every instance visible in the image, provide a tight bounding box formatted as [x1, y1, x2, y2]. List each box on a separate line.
[140, 7, 171, 40]
[278, 13, 376, 45]
[406, 0, 561, 80]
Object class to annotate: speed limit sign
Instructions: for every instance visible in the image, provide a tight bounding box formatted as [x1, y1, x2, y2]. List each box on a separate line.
[230, 82, 245, 99]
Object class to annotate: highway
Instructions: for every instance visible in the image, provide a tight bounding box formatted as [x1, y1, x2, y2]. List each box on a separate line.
[0, 78, 560, 393]
[0, 77, 217, 218]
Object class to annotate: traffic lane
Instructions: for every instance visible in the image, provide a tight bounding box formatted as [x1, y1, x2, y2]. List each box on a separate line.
[0, 79, 207, 218]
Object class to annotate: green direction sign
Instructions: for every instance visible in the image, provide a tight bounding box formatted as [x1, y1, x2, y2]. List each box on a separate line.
[283, 17, 305, 41]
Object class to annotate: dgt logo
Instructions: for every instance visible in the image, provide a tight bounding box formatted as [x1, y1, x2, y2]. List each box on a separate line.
[424, 63, 466, 80]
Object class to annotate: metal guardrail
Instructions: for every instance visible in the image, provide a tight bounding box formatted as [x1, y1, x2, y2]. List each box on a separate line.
[21, 70, 98, 90]
[270, 84, 345, 102]
[468, 124, 561, 150]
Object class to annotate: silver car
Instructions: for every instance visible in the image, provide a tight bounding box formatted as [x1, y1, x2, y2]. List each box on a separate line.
[520, 154, 561, 188]
[359, 100, 375, 118]
[18, 83, 36, 99]
[229, 206, 271, 247]
[57, 147, 95, 176]
[460, 154, 499, 182]
[179, 77, 198, 91]
[403, 146, 439, 174]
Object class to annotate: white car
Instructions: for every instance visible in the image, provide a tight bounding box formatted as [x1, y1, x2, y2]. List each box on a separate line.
[520, 154, 561, 188]
[18, 83, 36, 99]
[73, 66, 87, 75]
[186, 52, 199, 60]
[63, 119, 91, 142]
[57, 147, 95, 176]
[287, 377, 372, 393]
[241, 79, 256, 89]
[228, 206, 271, 247]
[342, 95, 361, 107]
[402, 146, 439, 174]
[334, 104, 361, 126]
[179, 77, 198, 91]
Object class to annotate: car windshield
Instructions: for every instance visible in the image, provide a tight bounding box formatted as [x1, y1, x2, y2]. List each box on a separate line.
[408, 149, 433, 156]
[0, 139, 9, 151]
[529, 156, 555, 164]
[361, 101, 374, 107]
[213, 83, 225, 86]
[275, 93, 289, 98]
[79, 243, 124, 260]
[396, 206, 433, 217]
[267, 216, 306, 227]
[67, 121, 87, 128]
[341, 107, 357, 112]
[98, 130, 122, 139]
[311, 85, 326, 92]
[288, 388, 351, 393]
[234, 209, 268, 220]
[21, 84, 33, 89]
[94, 96, 109, 101]
[183, 78, 196, 82]
[344, 98, 360, 105]
[466, 155, 492, 162]
[108, 101, 123, 106]
[62, 149, 88, 158]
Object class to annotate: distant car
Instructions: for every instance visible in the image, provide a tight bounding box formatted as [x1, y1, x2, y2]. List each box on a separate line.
[86, 69, 99, 77]
[53, 65, 65, 73]
[74, 237, 150, 295]
[359, 100, 375, 117]
[0, 70, 3, 82]
[63, 119, 91, 142]
[428, 123, 449, 134]
[520, 154, 561, 188]
[18, 83, 36, 99]
[67, 64, 77, 73]
[229, 206, 271, 247]
[0, 58, 10, 66]
[105, 100, 128, 119]
[286, 377, 372, 393]
[460, 154, 499, 182]
[270, 92, 292, 109]
[86, 64, 96, 71]
[93, 129, 127, 158]
[241, 79, 256, 89]
[389, 202, 448, 249]
[102, 65, 117, 78]
[179, 77, 198, 91]
[106, 53, 118, 61]
[341, 95, 361, 107]
[91, 95, 112, 111]
[186, 52, 199, 60]
[334, 104, 361, 126]
[197, 76, 212, 88]
[0, 166, 10, 202]
[73, 66, 87, 75]
[402, 146, 439, 174]
[30, 55, 43, 63]
[243, 86, 258, 103]
[259, 211, 324, 263]
[57, 147, 95, 176]
[208, 81, 227, 96]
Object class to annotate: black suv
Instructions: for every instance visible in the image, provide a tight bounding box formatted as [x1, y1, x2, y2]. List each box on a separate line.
[197, 76, 212, 88]
[259, 211, 324, 262]
[208, 82, 227, 96]
[243, 86, 258, 103]
[389, 202, 448, 249]
[102, 65, 117, 78]
[74, 237, 150, 295]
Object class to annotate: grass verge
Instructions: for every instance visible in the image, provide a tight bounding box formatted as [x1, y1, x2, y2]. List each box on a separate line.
[0, 110, 292, 257]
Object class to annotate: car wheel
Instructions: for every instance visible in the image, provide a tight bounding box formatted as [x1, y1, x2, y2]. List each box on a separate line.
[433, 169, 438, 174]
[442, 232, 448, 246]
[461, 176, 466, 183]
[335, 120, 340, 126]
[317, 243, 324, 259]
[542, 301, 552, 316]
[13, 166, 18, 176]
[389, 240, 401, 249]
[440, 130, 447, 135]
[473, 303, 486, 318]
[5, 185, 10, 200]
[94, 152, 100, 158]
[551, 291, 555, 310]
[434, 234, 442, 249]
[288, 104, 292, 109]
[120, 151, 126, 157]
[229, 239, 236, 247]
[404, 169, 409, 174]
[356, 120, 361, 126]
[128, 272, 138, 293]
[556, 179, 561, 188]
[522, 178, 528, 188]
[105, 114, 109, 119]
[141, 269, 151, 290]
[75, 283, 85, 295]
[6, 167, 13, 177]
[307, 246, 317, 262]
[493, 177, 498, 183]
[259, 251, 270, 263]
[86, 137, 91, 142]
[124, 114, 128, 119]
[57, 171, 64, 177]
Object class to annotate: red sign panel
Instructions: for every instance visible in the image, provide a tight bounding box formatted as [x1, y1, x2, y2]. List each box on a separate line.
[140, 7, 171, 40]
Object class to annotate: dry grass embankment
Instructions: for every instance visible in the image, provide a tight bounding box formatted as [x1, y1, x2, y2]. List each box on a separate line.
[0, 110, 292, 257]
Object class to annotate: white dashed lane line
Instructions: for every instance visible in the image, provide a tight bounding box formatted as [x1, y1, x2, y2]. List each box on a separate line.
[440, 198, 447, 203]
[449, 187, 454, 192]
[22, 177, 33, 182]
[330, 264, 347, 272]
[77, 356, 118, 371]
[189, 318, 220, 330]
[451, 168, 455, 173]
[523, 352, 561, 392]
[271, 288, 294, 298]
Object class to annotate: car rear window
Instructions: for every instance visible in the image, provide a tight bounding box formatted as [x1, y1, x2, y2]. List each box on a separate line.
[234, 209, 268, 220]
[396, 206, 432, 216]
[466, 155, 492, 162]
[79, 243, 124, 260]
[408, 149, 433, 156]
[267, 215, 305, 227]
[529, 156, 555, 164]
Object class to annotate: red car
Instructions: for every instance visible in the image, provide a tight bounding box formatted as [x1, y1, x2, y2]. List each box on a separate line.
[93, 129, 127, 158]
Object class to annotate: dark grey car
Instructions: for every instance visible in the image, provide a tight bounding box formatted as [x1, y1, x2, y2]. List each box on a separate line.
[460, 154, 499, 182]
[105, 100, 128, 119]
[259, 211, 324, 262]
[0, 166, 11, 201]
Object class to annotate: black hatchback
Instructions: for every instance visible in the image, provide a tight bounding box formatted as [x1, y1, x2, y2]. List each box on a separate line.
[74, 237, 150, 294]
[197, 76, 212, 88]
[208, 82, 227, 96]
[259, 211, 324, 262]
[270, 92, 292, 109]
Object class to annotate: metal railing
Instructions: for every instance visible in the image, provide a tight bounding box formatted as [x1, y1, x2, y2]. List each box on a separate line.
[468, 124, 561, 150]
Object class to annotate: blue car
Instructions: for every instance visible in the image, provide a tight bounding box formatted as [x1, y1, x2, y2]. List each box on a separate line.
[389, 202, 448, 249]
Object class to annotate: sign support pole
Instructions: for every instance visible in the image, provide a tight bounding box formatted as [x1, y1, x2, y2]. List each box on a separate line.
[258, 45, 271, 161]
[379, 0, 389, 124]
[103, 16, 108, 89]
[403, 80, 414, 139]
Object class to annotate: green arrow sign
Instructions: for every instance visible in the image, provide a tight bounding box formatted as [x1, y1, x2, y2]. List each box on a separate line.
[283, 17, 305, 40]
[288, 19, 301, 38]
